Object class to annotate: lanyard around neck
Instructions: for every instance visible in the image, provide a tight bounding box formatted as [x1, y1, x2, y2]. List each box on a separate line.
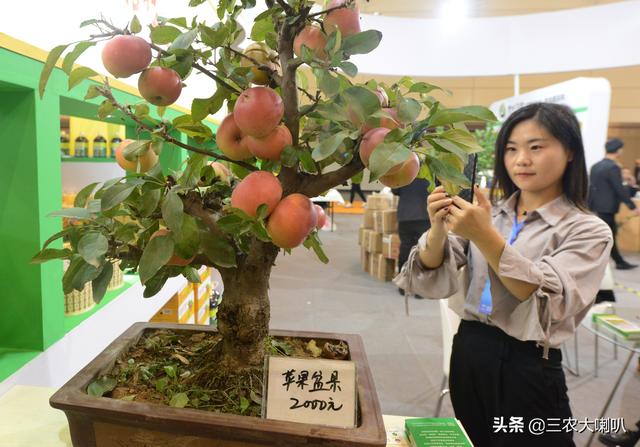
[509, 210, 525, 245]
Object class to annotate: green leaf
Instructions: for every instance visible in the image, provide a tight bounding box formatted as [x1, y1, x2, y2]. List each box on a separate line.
[143, 268, 170, 298]
[79, 19, 99, 28]
[101, 182, 138, 211]
[31, 248, 72, 264]
[68, 67, 99, 91]
[429, 106, 497, 127]
[298, 150, 317, 174]
[134, 103, 150, 119]
[191, 88, 228, 121]
[48, 207, 92, 220]
[417, 162, 435, 187]
[78, 232, 109, 267]
[318, 71, 340, 96]
[170, 392, 189, 408]
[303, 232, 329, 263]
[342, 30, 382, 56]
[130, 15, 142, 34]
[439, 129, 484, 154]
[200, 232, 237, 268]
[239, 396, 250, 413]
[84, 85, 102, 100]
[92, 262, 113, 303]
[339, 61, 358, 77]
[169, 28, 198, 52]
[183, 266, 201, 283]
[87, 376, 117, 397]
[368, 143, 412, 181]
[139, 234, 174, 284]
[62, 41, 96, 74]
[199, 23, 229, 48]
[174, 215, 199, 259]
[98, 100, 115, 119]
[122, 140, 151, 161]
[72, 260, 101, 292]
[312, 131, 348, 162]
[189, 0, 206, 5]
[150, 25, 182, 45]
[427, 154, 471, 187]
[74, 182, 100, 208]
[162, 190, 184, 233]
[342, 86, 380, 122]
[251, 17, 274, 41]
[409, 82, 443, 95]
[216, 214, 251, 235]
[164, 365, 177, 378]
[397, 97, 421, 123]
[41, 227, 75, 250]
[39, 44, 69, 98]
[280, 145, 298, 168]
[155, 377, 169, 392]
[140, 187, 162, 217]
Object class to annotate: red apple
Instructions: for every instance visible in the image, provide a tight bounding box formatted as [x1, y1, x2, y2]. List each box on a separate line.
[314, 204, 327, 229]
[246, 125, 292, 161]
[102, 35, 151, 78]
[231, 171, 283, 217]
[324, 0, 361, 37]
[216, 114, 253, 161]
[379, 152, 420, 188]
[150, 229, 195, 266]
[267, 193, 316, 248]
[233, 87, 284, 138]
[293, 26, 328, 60]
[359, 127, 391, 167]
[115, 139, 158, 173]
[138, 67, 182, 106]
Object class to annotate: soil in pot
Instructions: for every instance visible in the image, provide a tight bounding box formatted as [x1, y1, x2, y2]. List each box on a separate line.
[89, 328, 351, 418]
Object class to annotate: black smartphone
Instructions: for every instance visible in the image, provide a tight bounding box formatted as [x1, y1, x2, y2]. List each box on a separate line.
[457, 153, 478, 203]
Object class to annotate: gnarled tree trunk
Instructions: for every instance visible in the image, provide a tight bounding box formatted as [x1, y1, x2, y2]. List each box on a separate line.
[216, 239, 280, 370]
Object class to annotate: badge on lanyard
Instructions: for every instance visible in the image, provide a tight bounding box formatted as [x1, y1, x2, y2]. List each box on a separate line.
[478, 212, 525, 315]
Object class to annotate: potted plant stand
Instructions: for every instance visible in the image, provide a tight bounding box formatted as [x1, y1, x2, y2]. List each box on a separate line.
[50, 322, 387, 447]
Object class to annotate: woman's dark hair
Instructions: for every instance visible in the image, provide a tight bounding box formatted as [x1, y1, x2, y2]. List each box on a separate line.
[489, 102, 589, 210]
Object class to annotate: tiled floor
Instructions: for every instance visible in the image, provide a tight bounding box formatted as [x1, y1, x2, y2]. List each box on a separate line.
[269, 213, 640, 447]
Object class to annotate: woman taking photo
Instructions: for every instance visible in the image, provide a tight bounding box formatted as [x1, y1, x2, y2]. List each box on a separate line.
[395, 103, 612, 446]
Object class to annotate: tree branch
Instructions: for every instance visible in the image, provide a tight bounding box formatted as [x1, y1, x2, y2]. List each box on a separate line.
[273, 0, 294, 15]
[298, 156, 364, 198]
[97, 84, 257, 171]
[307, 2, 352, 19]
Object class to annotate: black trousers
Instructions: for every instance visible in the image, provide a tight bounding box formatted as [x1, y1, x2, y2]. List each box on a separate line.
[398, 219, 430, 270]
[349, 184, 366, 203]
[597, 212, 625, 264]
[450, 320, 575, 447]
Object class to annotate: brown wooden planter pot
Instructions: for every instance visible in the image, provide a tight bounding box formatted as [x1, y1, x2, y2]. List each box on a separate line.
[50, 322, 386, 447]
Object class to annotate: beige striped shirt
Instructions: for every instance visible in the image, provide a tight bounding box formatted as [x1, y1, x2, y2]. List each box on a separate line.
[394, 192, 613, 356]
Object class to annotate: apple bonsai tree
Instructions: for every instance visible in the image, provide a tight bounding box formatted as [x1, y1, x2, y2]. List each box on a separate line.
[35, 0, 494, 409]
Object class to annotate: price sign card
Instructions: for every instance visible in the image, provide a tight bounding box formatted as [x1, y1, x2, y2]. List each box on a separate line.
[264, 356, 357, 428]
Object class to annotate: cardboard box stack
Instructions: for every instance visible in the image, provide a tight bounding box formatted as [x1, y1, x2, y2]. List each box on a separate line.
[358, 192, 399, 281]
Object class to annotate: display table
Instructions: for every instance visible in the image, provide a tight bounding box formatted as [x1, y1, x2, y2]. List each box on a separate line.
[0, 385, 414, 447]
[616, 198, 640, 252]
[311, 188, 345, 232]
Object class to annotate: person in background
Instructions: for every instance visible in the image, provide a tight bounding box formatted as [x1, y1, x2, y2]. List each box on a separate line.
[634, 158, 640, 185]
[395, 103, 613, 446]
[346, 171, 366, 207]
[392, 178, 430, 297]
[588, 138, 640, 270]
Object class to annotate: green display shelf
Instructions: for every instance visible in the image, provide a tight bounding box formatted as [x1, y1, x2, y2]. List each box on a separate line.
[61, 158, 117, 163]
[63, 274, 138, 333]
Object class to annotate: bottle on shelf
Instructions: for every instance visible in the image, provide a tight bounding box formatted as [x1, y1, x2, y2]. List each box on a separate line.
[110, 135, 122, 159]
[93, 134, 107, 158]
[60, 131, 70, 158]
[74, 133, 88, 158]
